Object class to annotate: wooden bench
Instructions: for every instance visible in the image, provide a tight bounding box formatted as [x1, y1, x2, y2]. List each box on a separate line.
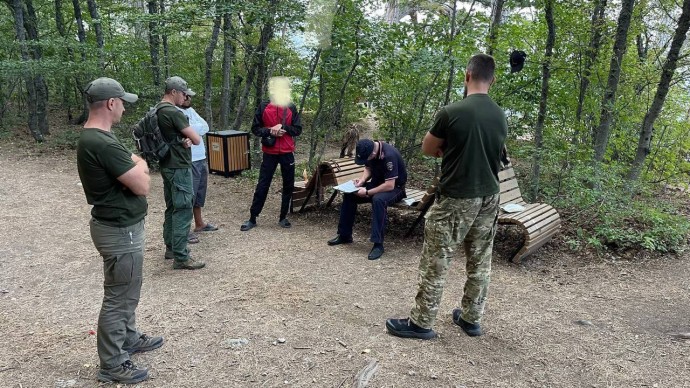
[498, 167, 561, 263]
[291, 157, 365, 213]
[390, 177, 439, 237]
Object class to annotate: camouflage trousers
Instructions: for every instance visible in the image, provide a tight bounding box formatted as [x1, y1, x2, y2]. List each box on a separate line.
[409, 193, 499, 329]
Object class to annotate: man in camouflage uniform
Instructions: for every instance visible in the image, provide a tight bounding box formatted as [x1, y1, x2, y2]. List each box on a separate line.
[386, 53, 507, 339]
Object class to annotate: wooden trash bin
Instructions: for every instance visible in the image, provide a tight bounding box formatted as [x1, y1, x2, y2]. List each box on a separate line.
[206, 130, 251, 177]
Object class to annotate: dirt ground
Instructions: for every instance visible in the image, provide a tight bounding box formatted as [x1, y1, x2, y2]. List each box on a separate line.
[1, 141, 690, 388]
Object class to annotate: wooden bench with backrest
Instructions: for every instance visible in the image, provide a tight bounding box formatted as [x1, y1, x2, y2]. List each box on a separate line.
[291, 157, 366, 213]
[498, 166, 561, 263]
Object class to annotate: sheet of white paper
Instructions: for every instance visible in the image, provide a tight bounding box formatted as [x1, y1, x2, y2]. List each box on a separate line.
[334, 180, 359, 193]
[501, 203, 526, 213]
[403, 197, 419, 206]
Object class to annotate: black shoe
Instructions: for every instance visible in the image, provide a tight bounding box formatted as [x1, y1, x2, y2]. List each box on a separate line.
[164, 247, 173, 260]
[452, 308, 483, 336]
[327, 235, 353, 246]
[97, 360, 148, 384]
[278, 218, 292, 228]
[240, 220, 256, 231]
[385, 318, 436, 340]
[368, 244, 384, 260]
[123, 334, 164, 355]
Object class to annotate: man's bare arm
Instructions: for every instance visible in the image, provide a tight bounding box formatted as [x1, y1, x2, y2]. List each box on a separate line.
[421, 131, 445, 158]
[180, 126, 201, 145]
[118, 155, 151, 196]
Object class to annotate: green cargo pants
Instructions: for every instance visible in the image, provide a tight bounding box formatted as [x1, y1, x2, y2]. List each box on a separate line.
[161, 167, 193, 261]
[410, 193, 499, 329]
[89, 218, 145, 369]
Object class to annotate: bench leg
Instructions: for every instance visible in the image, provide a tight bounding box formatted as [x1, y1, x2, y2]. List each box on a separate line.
[405, 212, 426, 238]
[326, 190, 339, 207]
[298, 185, 318, 213]
[404, 197, 435, 238]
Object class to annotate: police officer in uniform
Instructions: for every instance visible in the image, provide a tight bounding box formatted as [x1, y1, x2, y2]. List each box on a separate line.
[327, 139, 407, 260]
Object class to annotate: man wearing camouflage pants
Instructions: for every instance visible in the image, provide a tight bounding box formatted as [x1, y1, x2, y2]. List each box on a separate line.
[386, 53, 507, 339]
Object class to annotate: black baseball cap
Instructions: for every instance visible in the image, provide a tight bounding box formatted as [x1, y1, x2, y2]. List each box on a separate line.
[354, 139, 375, 165]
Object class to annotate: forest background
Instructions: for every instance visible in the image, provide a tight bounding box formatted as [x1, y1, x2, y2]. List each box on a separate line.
[2, 0, 690, 256]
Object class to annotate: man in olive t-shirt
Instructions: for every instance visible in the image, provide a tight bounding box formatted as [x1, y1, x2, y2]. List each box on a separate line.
[158, 76, 205, 270]
[77, 77, 163, 384]
[386, 54, 508, 340]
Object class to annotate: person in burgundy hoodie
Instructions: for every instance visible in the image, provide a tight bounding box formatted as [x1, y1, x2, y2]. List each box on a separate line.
[241, 77, 302, 231]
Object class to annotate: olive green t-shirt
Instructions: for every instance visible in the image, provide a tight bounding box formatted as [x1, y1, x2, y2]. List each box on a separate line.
[157, 102, 191, 168]
[429, 93, 508, 198]
[77, 128, 148, 227]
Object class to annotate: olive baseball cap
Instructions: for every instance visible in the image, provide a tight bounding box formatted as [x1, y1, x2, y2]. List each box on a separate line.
[84, 77, 138, 103]
[165, 76, 196, 96]
[354, 139, 375, 165]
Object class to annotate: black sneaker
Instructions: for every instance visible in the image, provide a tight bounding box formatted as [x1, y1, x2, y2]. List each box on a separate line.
[173, 257, 206, 270]
[278, 218, 292, 228]
[452, 308, 483, 336]
[97, 360, 148, 384]
[385, 317, 436, 340]
[164, 247, 173, 260]
[327, 235, 353, 246]
[368, 244, 384, 260]
[123, 334, 164, 355]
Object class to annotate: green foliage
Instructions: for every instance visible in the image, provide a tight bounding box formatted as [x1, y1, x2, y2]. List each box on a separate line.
[535, 157, 690, 254]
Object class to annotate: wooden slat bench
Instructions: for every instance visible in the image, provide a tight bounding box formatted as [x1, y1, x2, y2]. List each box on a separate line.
[498, 167, 561, 263]
[390, 177, 439, 237]
[291, 157, 366, 213]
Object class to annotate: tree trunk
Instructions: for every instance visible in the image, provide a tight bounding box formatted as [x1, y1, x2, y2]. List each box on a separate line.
[592, 0, 635, 164]
[12, 0, 41, 141]
[86, 0, 105, 69]
[627, 0, 690, 182]
[220, 12, 236, 130]
[204, 14, 222, 130]
[55, 0, 75, 116]
[299, 48, 322, 116]
[486, 0, 505, 57]
[232, 1, 278, 132]
[444, 0, 458, 106]
[575, 0, 607, 126]
[531, 0, 555, 200]
[159, 0, 169, 79]
[24, 0, 48, 136]
[308, 71, 326, 167]
[147, 0, 160, 87]
[72, 0, 89, 124]
[331, 17, 361, 133]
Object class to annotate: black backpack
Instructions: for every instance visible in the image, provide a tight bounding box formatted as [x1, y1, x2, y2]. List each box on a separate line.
[132, 102, 173, 161]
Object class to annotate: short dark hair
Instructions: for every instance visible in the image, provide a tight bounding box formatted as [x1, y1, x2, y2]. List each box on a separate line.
[466, 54, 496, 83]
[88, 100, 108, 110]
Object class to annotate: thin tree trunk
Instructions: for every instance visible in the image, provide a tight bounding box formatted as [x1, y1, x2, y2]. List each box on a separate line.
[24, 0, 48, 136]
[575, 0, 607, 127]
[299, 48, 321, 117]
[55, 0, 75, 116]
[86, 0, 104, 70]
[308, 70, 326, 167]
[232, 1, 278, 132]
[592, 0, 636, 164]
[628, 0, 690, 182]
[220, 12, 235, 130]
[204, 14, 222, 129]
[531, 0, 555, 200]
[12, 0, 41, 141]
[444, 0, 458, 106]
[159, 0, 169, 79]
[72, 0, 89, 124]
[147, 0, 160, 87]
[486, 0, 505, 57]
[331, 17, 361, 133]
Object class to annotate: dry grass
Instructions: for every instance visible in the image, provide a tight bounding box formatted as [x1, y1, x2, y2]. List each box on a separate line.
[1, 134, 690, 387]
